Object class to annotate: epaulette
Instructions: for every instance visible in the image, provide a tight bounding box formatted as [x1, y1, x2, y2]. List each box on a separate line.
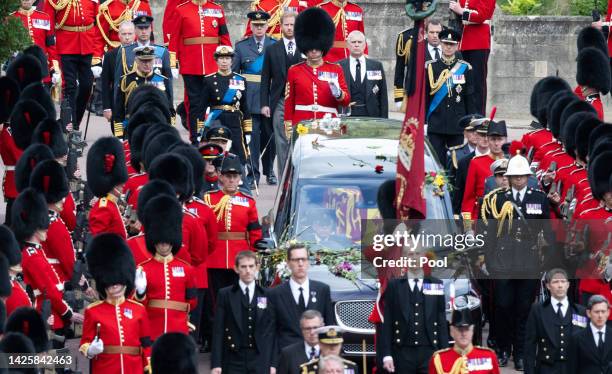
[457, 59, 472, 69]
[177, 1, 191, 8]
[86, 300, 104, 309]
[205, 72, 216, 77]
[472, 153, 489, 160]
[397, 27, 413, 35]
[448, 143, 466, 151]
[99, 197, 108, 208]
[527, 187, 546, 195]
[25, 247, 37, 256]
[192, 196, 205, 204]
[175, 257, 191, 266]
[98, 1, 109, 10]
[425, 59, 435, 67]
[127, 299, 144, 307]
[183, 208, 198, 218]
[238, 191, 255, 200]
[138, 258, 152, 266]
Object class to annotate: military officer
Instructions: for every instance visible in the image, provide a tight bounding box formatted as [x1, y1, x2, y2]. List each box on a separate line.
[299, 326, 357, 374]
[426, 28, 476, 167]
[199, 142, 224, 194]
[114, 45, 171, 132]
[202, 46, 252, 166]
[94, 0, 151, 59]
[447, 114, 482, 193]
[233, 10, 277, 189]
[429, 308, 499, 374]
[318, 0, 367, 63]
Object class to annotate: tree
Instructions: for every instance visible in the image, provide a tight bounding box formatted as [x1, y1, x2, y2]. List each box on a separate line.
[0, 0, 32, 63]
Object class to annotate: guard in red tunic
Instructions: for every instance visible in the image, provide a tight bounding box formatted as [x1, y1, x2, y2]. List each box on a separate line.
[244, 0, 300, 38]
[135, 195, 198, 340]
[429, 308, 500, 374]
[284, 8, 350, 133]
[449, 0, 495, 114]
[0, 77, 23, 225]
[94, 0, 152, 59]
[81, 233, 152, 373]
[318, 0, 366, 63]
[169, 0, 232, 144]
[4, 307, 51, 354]
[87, 136, 129, 239]
[574, 45, 610, 121]
[0, 226, 32, 316]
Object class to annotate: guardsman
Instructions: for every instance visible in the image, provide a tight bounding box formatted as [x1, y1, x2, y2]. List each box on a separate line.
[94, 0, 151, 59]
[169, 0, 232, 145]
[0, 77, 23, 225]
[202, 46, 252, 166]
[318, 0, 366, 63]
[5, 307, 50, 354]
[199, 142, 224, 194]
[0, 225, 32, 317]
[574, 45, 609, 121]
[234, 11, 277, 189]
[299, 326, 358, 374]
[245, 0, 300, 38]
[211, 250, 276, 374]
[151, 333, 199, 374]
[135, 195, 198, 341]
[12, 189, 84, 343]
[524, 268, 587, 374]
[448, 0, 495, 114]
[87, 136, 129, 238]
[204, 156, 262, 298]
[425, 28, 476, 166]
[284, 8, 350, 132]
[81, 233, 152, 373]
[41, 0, 101, 129]
[429, 308, 499, 374]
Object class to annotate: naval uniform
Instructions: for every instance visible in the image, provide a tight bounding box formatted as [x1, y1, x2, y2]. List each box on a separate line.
[300, 357, 358, 374]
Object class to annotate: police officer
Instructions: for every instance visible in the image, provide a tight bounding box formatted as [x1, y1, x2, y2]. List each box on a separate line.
[299, 326, 357, 374]
[114, 46, 172, 132]
[233, 10, 277, 189]
[426, 28, 476, 167]
[429, 308, 499, 374]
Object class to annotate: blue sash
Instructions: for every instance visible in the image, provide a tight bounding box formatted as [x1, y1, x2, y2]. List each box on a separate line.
[203, 75, 244, 128]
[426, 62, 468, 120]
[244, 54, 265, 75]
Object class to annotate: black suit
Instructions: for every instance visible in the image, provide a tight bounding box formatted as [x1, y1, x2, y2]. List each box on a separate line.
[211, 284, 277, 374]
[569, 325, 612, 374]
[260, 39, 303, 113]
[524, 299, 587, 374]
[338, 57, 388, 118]
[452, 150, 475, 214]
[277, 341, 310, 374]
[269, 280, 334, 351]
[101, 47, 119, 114]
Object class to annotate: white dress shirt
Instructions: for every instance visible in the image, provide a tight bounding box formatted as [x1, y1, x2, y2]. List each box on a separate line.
[551, 296, 569, 317]
[283, 37, 296, 55]
[474, 148, 489, 157]
[428, 43, 441, 61]
[349, 55, 366, 82]
[290, 278, 310, 307]
[590, 323, 606, 346]
[512, 186, 527, 202]
[239, 280, 255, 303]
[304, 343, 319, 359]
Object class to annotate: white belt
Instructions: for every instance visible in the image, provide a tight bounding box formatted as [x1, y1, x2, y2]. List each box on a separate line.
[33, 283, 64, 296]
[295, 104, 338, 114]
[4, 166, 15, 171]
[47, 258, 60, 264]
[463, 20, 491, 25]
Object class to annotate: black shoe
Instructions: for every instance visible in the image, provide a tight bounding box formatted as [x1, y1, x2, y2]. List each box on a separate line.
[266, 175, 277, 185]
[199, 341, 211, 353]
[497, 352, 509, 367]
[514, 358, 524, 371]
[249, 181, 257, 190]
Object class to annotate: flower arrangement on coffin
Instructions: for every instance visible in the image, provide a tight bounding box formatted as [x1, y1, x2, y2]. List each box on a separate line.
[317, 248, 361, 284]
[424, 171, 452, 197]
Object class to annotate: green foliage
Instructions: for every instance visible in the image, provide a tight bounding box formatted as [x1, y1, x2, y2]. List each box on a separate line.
[0, 0, 32, 63]
[501, 0, 543, 15]
[570, 0, 608, 16]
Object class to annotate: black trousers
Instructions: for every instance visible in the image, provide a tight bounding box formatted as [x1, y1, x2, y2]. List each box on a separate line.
[462, 49, 490, 115]
[494, 279, 538, 359]
[260, 115, 275, 177]
[427, 132, 464, 167]
[207, 269, 238, 327]
[225, 348, 258, 373]
[189, 288, 206, 342]
[183, 74, 206, 144]
[390, 345, 434, 374]
[247, 115, 276, 184]
[60, 54, 94, 130]
[4, 198, 14, 225]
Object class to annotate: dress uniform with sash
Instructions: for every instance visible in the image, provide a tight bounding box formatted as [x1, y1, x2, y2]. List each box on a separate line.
[169, 0, 232, 144]
[318, 0, 366, 63]
[300, 326, 358, 374]
[426, 29, 476, 167]
[80, 234, 152, 373]
[202, 46, 252, 165]
[94, 0, 151, 59]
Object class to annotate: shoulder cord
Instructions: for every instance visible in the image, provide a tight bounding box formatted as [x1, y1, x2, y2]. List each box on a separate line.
[396, 33, 412, 64]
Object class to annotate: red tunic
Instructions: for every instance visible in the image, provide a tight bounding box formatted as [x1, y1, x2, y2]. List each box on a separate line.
[458, 0, 495, 51]
[575, 205, 612, 298]
[185, 197, 218, 289]
[0, 125, 22, 200]
[318, 0, 366, 63]
[162, 0, 180, 44]
[168, 0, 232, 75]
[42, 0, 102, 56]
[42, 211, 76, 284]
[204, 190, 262, 269]
[5, 280, 33, 317]
[123, 172, 148, 208]
[80, 298, 151, 374]
[607, 0, 612, 56]
[574, 86, 605, 120]
[89, 195, 127, 239]
[94, 0, 152, 58]
[461, 153, 496, 220]
[179, 209, 208, 268]
[11, 8, 58, 75]
[284, 61, 350, 126]
[126, 234, 151, 265]
[136, 255, 198, 340]
[61, 192, 77, 232]
[21, 242, 72, 330]
[520, 128, 552, 158]
[243, 0, 301, 38]
[429, 346, 500, 374]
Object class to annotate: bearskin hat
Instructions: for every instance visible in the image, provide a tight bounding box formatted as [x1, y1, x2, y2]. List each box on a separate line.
[31, 119, 68, 158]
[0, 225, 21, 267]
[85, 233, 135, 299]
[295, 7, 335, 56]
[0, 300, 5, 334]
[126, 85, 171, 120]
[562, 112, 597, 159]
[143, 195, 183, 255]
[588, 150, 612, 200]
[15, 144, 54, 193]
[576, 47, 612, 95]
[170, 144, 205, 196]
[532, 77, 572, 126]
[148, 153, 194, 202]
[557, 99, 596, 140]
[0, 77, 20, 124]
[86, 137, 128, 197]
[23, 45, 49, 78]
[143, 132, 182, 170]
[5, 307, 50, 353]
[575, 116, 602, 161]
[10, 188, 50, 242]
[0, 332, 36, 355]
[20, 82, 56, 119]
[9, 99, 48, 150]
[151, 333, 198, 374]
[29, 160, 69, 204]
[128, 124, 152, 173]
[0, 254, 10, 297]
[136, 180, 176, 222]
[577, 26, 609, 56]
[589, 135, 612, 163]
[127, 106, 166, 142]
[6, 54, 43, 90]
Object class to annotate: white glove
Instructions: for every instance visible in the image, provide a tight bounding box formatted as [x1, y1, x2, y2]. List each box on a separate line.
[52, 73, 61, 85]
[135, 267, 147, 294]
[245, 134, 251, 145]
[395, 101, 402, 110]
[87, 337, 104, 358]
[604, 261, 612, 282]
[171, 68, 179, 79]
[329, 80, 341, 98]
[91, 66, 102, 79]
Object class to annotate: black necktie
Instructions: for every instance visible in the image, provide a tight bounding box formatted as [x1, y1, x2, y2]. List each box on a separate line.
[310, 346, 316, 360]
[515, 192, 521, 204]
[556, 302, 563, 319]
[434, 47, 440, 60]
[598, 331, 604, 351]
[298, 287, 306, 311]
[413, 279, 420, 292]
[287, 40, 294, 56]
[244, 286, 250, 304]
[355, 59, 362, 84]
[257, 41, 262, 53]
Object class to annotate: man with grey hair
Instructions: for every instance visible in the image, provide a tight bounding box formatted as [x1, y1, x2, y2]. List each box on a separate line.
[276, 310, 324, 374]
[569, 294, 612, 374]
[338, 30, 388, 118]
[317, 355, 345, 374]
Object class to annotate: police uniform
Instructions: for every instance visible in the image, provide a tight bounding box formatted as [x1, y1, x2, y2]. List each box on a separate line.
[426, 29, 476, 167]
[299, 327, 358, 374]
[318, 0, 366, 63]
